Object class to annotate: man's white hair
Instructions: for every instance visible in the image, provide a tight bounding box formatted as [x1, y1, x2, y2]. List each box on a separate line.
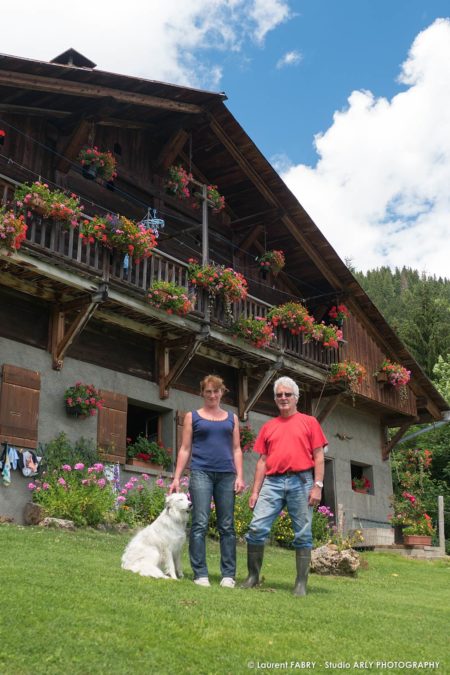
[273, 376, 300, 401]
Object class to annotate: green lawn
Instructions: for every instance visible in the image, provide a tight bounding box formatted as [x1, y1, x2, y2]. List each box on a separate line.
[1, 525, 448, 675]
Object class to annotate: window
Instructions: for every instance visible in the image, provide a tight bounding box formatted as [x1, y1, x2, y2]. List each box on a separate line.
[350, 461, 374, 494]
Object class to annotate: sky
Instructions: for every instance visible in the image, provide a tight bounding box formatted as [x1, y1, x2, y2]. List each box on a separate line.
[1, 1, 450, 278]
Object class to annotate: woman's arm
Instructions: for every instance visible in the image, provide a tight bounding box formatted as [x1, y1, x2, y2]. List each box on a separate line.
[168, 412, 193, 493]
[232, 413, 245, 493]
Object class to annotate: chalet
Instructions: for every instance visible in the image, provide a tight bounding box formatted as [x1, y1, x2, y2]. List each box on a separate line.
[0, 49, 447, 540]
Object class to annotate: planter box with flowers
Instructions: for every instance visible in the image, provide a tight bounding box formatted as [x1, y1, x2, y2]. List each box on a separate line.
[0, 208, 27, 252]
[187, 258, 248, 321]
[78, 213, 157, 262]
[267, 302, 314, 337]
[351, 476, 371, 494]
[231, 315, 275, 349]
[15, 181, 83, 227]
[78, 147, 117, 182]
[390, 490, 435, 547]
[330, 361, 367, 403]
[258, 250, 285, 279]
[147, 280, 195, 316]
[310, 322, 343, 349]
[64, 382, 103, 418]
[375, 359, 411, 401]
[126, 436, 172, 471]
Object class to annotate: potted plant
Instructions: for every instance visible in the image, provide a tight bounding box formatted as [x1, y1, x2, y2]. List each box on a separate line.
[328, 304, 350, 326]
[79, 216, 110, 247]
[375, 359, 411, 401]
[402, 514, 435, 546]
[239, 424, 257, 453]
[0, 208, 27, 252]
[351, 476, 371, 494]
[106, 215, 158, 262]
[257, 250, 285, 278]
[267, 302, 314, 337]
[147, 280, 194, 315]
[126, 436, 172, 470]
[78, 147, 117, 181]
[15, 181, 83, 226]
[329, 361, 367, 403]
[231, 316, 275, 349]
[206, 184, 225, 213]
[165, 164, 193, 200]
[64, 382, 103, 418]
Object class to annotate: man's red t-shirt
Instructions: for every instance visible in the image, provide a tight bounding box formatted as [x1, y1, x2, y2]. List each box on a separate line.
[253, 412, 327, 475]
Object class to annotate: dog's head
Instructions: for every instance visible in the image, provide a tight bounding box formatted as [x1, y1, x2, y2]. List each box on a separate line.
[165, 492, 191, 514]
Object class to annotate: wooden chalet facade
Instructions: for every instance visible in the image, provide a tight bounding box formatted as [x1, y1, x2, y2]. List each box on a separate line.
[0, 49, 447, 535]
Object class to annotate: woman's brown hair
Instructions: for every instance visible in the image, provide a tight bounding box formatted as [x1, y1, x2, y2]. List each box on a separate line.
[200, 375, 228, 394]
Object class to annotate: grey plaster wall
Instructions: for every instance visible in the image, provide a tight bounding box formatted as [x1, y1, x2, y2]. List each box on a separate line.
[321, 401, 394, 530]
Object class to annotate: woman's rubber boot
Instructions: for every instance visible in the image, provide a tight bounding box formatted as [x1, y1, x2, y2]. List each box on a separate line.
[293, 548, 311, 596]
[240, 544, 264, 588]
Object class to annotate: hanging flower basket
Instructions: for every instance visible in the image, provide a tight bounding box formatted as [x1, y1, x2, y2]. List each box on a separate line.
[165, 164, 193, 200]
[147, 280, 194, 316]
[64, 382, 103, 418]
[328, 304, 350, 327]
[231, 315, 275, 349]
[374, 360, 411, 401]
[258, 250, 285, 277]
[187, 258, 248, 321]
[310, 322, 343, 349]
[78, 147, 117, 182]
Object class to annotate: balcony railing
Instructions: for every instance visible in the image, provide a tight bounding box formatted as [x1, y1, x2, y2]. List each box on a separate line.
[21, 217, 339, 368]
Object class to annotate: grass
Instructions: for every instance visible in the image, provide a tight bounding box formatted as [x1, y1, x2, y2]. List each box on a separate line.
[0, 525, 448, 675]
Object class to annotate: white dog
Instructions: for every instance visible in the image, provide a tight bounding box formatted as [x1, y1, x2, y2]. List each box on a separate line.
[121, 492, 191, 579]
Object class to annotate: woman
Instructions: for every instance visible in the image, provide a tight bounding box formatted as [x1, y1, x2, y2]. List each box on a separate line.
[169, 375, 245, 588]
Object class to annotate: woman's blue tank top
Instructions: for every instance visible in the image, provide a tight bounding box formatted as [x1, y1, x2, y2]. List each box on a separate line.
[190, 410, 235, 472]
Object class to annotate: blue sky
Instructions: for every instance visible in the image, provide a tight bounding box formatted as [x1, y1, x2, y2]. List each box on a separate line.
[2, 1, 450, 276]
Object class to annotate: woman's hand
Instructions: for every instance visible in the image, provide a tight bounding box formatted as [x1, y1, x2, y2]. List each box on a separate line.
[234, 476, 246, 494]
[168, 478, 180, 494]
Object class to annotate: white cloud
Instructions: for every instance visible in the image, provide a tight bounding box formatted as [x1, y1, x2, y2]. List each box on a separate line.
[276, 49, 302, 69]
[281, 18, 450, 278]
[0, 0, 291, 89]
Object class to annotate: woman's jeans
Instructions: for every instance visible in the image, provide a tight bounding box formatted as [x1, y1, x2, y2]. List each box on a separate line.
[245, 471, 314, 549]
[189, 470, 236, 579]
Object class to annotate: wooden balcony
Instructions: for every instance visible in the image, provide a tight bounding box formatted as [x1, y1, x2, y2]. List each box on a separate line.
[14, 216, 339, 375]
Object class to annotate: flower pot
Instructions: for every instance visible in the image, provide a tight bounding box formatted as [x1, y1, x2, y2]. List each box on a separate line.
[376, 372, 389, 383]
[403, 535, 432, 547]
[127, 458, 164, 471]
[65, 404, 87, 419]
[82, 166, 98, 180]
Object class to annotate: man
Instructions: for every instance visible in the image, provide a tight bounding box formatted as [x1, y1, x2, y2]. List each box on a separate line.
[242, 376, 327, 596]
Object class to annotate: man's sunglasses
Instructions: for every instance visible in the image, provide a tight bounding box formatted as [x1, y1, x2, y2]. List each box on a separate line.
[275, 392, 293, 398]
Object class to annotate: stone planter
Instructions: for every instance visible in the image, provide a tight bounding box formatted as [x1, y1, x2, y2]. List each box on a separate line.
[403, 535, 432, 547]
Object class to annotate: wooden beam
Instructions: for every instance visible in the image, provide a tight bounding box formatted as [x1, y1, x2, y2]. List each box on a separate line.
[155, 129, 189, 171]
[0, 69, 204, 114]
[55, 119, 93, 173]
[239, 360, 283, 421]
[317, 394, 343, 423]
[238, 225, 263, 253]
[382, 422, 415, 460]
[159, 329, 210, 399]
[52, 301, 99, 370]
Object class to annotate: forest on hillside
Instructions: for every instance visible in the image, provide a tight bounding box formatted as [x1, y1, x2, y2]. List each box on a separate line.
[355, 266, 450, 547]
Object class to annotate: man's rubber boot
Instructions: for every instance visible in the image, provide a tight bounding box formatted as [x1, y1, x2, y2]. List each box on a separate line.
[293, 548, 311, 596]
[240, 544, 264, 588]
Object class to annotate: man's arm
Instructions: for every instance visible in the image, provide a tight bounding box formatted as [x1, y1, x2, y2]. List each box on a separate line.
[308, 446, 325, 506]
[249, 454, 267, 508]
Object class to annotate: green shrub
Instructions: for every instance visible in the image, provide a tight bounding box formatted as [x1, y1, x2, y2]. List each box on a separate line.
[208, 489, 254, 541]
[115, 475, 187, 526]
[29, 461, 115, 527]
[39, 432, 101, 473]
[272, 504, 335, 548]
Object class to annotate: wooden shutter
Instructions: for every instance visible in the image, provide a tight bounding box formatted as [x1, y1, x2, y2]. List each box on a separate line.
[97, 390, 127, 462]
[0, 364, 41, 448]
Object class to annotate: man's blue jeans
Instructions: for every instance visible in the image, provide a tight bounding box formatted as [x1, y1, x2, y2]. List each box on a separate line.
[189, 470, 236, 579]
[245, 471, 314, 549]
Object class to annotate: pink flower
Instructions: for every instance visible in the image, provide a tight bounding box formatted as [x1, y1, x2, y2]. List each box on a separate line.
[120, 488, 128, 495]
[142, 474, 150, 481]
[156, 478, 165, 487]
[42, 483, 50, 490]
[74, 463, 85, 471]
[28, 482, 36, 490]
[124, 482, 134, 490]
[62, 464, 72, 472]
[97, 478, 106, 488]
[57, 477, 66, 486]
[117, 496, 126, 503]
[93, 463, 104, 472]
